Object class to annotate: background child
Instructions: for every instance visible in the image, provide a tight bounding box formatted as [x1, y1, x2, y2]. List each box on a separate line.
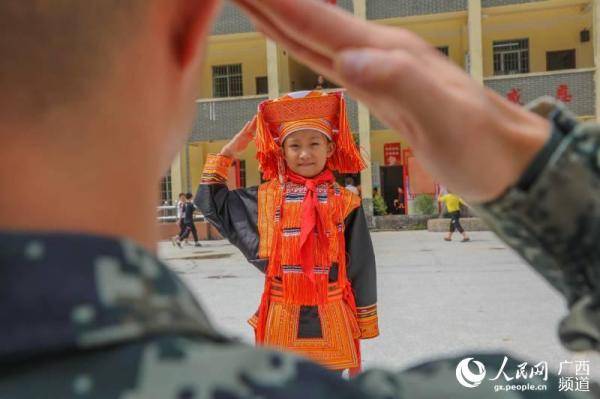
[176, 193, 201, 247]
[438, 192, 470, 242]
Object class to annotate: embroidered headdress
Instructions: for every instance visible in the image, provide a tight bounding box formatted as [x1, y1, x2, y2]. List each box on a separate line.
[255, 90, 365, 180]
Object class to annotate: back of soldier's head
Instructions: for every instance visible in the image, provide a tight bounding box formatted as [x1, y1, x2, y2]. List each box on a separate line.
[0, 1, 151, 123]
[0, 0, 219, 243]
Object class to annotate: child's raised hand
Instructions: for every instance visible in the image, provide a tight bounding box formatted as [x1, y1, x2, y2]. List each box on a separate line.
[219, 117, 257, 158]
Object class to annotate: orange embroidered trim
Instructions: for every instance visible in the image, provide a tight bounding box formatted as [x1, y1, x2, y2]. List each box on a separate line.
[268, 280, 345, 302]
[248, 312, 259, 329]
[263, 300, 360, 371]
[257, 179, 281, 259]
[356, 304, 379, 339]
[254, 179, 366, 372]
[341, 188, 361, 219]
[279, 118, 333, 142]
[262, 95, 339, 124]
[260, 181, 349, 305]
[201, 154, 232, 184]
[257, 184, 359, 263]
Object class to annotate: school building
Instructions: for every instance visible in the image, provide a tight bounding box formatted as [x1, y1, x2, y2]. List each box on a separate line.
[160, 0, 600, 216]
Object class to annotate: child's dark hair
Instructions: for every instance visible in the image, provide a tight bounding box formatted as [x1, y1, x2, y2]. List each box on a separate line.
[185, 193, 193, 200]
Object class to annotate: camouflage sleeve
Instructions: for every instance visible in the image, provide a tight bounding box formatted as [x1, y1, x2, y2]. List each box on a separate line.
[474, 98, 600, 352]
[3, 337, 595, 398]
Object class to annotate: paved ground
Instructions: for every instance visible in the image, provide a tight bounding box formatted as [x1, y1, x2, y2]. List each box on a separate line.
[159, 231, 598, 377]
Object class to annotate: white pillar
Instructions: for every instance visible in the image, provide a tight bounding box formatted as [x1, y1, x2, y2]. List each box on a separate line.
[358, 103, 373, 203]
[353, 0, 366, 18]
[170, 147, 190, 201]
[468, 0, 484, 84]
[352, 0, 374, 221]
[266, 39, 280, 99]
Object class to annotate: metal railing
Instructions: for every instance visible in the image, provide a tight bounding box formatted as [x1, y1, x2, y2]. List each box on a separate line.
[482, 0, 548, 8]
[190, 91, 363, 141]
[367, 0, 467, 20]
[190, 95, 268, 142]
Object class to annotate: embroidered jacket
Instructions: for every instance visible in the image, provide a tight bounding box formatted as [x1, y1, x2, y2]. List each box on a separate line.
[196, 154, 378, 370]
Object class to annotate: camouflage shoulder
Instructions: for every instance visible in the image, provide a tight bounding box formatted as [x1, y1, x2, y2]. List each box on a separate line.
[0, 336, 360, 399]
[2, 338, 598, 398]
[474, 98, 600, 351]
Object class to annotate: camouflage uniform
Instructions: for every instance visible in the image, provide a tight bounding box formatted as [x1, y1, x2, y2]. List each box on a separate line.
[476, 98, 600, 353]
[1, 98, 599, 398]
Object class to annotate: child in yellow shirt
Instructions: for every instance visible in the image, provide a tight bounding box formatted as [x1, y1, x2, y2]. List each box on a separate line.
[438, 193, 470, 242]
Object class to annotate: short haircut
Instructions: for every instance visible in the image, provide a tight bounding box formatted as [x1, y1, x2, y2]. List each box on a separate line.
[185, 193, 193, 200]
[0, 1, 149, 119]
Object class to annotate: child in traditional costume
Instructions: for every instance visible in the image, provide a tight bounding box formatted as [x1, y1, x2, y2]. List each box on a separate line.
[196, 90, 378, 374]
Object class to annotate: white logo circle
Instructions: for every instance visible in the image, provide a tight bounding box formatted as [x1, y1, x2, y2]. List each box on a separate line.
[456, 358, 486, 388]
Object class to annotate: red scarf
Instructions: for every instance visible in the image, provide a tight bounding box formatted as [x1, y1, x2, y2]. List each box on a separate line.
[285, 169, 335, 282]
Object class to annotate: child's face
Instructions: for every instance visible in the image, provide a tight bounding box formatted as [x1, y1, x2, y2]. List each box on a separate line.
[282, 130, 334, 178]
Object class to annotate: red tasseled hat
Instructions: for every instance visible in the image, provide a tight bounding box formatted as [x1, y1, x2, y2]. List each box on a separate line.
[254, 90, 365, 180]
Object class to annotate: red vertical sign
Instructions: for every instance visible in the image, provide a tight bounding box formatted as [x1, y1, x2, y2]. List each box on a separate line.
[384, 143, 402, 166]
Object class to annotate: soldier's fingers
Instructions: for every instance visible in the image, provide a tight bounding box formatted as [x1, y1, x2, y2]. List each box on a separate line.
[235, 0, 429, 56]
[334, 48, 441, 130]
[235, 0, 337, 79]
[234, 0, 437, 96]
[234, 0, 365, 57]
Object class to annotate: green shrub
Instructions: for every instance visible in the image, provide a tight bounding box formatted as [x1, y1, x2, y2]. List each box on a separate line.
[373, 194, 388, 216]
[414, 194, 436, 215]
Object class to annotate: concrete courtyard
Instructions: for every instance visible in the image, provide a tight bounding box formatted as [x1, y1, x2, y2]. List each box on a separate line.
[159, 230, 598, 377]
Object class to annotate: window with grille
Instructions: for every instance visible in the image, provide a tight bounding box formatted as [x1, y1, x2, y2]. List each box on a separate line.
[159, 170, 173, 206]
[256, 76, 268, 95]
[212, 64, 243, 97]
[546, 49, 575, 71]
[493, 39, 529, 75]
[437, 46, 449, 56]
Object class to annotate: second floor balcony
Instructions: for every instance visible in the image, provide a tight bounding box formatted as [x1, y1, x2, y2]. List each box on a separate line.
[190, 95, 267, 142]
[367, 0, 467, 20]
[484, 68, 596, 117]
[189, 91, 360, 142]
[211, 1, 354, 36]
[189, 69, 596, 143]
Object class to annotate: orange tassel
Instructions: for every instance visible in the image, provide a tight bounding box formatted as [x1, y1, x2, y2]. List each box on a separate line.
[327, 94, 366, 173]
[255, 183, 284, 343]
[255, 109, 281, 181]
